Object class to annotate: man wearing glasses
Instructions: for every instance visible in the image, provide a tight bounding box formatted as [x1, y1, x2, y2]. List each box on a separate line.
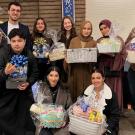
[0, 2, 32, 50]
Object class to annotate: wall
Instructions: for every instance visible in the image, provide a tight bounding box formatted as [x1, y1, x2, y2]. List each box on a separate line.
[86, 0, 135, 40]
[0, 0, 85, 33]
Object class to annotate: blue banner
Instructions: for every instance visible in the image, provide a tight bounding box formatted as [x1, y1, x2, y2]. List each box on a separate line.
[62, 0, 75, 21]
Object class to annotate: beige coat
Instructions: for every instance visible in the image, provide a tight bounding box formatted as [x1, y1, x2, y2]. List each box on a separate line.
[68, 36, 97, 102]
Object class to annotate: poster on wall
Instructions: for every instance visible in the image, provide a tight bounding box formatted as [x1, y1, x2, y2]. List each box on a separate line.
[62, 0, 75, 22]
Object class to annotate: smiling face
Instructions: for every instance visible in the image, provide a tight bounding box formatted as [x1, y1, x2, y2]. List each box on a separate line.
[47, 71, 59, 87]
[82, 22, 92, 37]
[8, 4, 21, 22]
[10, 35, 25, 54]
[36, 19, 46, 32]
[91, 72, 104, 91]
[63, 18, 72, 31]
[99, 24, 110, 36]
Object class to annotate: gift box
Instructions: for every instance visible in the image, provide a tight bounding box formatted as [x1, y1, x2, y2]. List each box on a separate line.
[6, 55, 28, 89]
[66, 48, 97, 63]
[6, 77, 27, 89]
[97, 38, 121, 53]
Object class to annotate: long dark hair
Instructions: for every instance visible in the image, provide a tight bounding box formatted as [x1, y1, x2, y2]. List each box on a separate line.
[60, 16, 76, 38]
[45, 66, 61, 87]
[31, 17, 47, 40]
[91, 67, 105, 78]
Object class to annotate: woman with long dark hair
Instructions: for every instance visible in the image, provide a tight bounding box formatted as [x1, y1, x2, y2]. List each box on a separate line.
[83, 68, 120, 135]
[31, 17, 53, 81]
[39, 66, 72, 135]
[55, 16, 77, 84]
[59, 16, 77, 49]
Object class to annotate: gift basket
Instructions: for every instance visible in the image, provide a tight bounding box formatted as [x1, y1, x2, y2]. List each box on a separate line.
[97, 22, 122, 53]
[125, 28, 135, 63]
[45, 29, 66, 61]
[6, 55, 28, 89]
[97, 38, 121, 53]
[66, 48, 97, 63]
[33, 37, 51, 58]
[68, 96, 106, 135]
[30, 81, 66, 129]
[126, 41, 135, 63]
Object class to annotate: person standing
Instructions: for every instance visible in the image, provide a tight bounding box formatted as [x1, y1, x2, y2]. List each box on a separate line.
[97, 19, 126, 110]
[125, 27, 135, 111]
[67, 20, 97, 102]
[0, 2, 32, 50]
[54, 16, 77, 84]
[0, 28, 38, 135]
[31, 17, 53, 81]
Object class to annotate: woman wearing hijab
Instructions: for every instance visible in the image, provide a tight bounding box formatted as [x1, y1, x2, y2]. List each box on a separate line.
[0, 28, 38, 135]
[68, 20, 97, 102]
[39, 66, 72, 135]
[97, 19, 126, 110]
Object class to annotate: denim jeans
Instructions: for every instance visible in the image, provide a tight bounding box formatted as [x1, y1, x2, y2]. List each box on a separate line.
[127, 67, 135, 110]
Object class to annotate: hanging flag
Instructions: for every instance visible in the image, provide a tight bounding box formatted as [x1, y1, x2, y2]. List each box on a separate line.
[62, 0, 75, 22]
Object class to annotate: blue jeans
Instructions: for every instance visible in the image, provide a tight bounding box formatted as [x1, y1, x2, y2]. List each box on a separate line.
[127, 67, 135, 110]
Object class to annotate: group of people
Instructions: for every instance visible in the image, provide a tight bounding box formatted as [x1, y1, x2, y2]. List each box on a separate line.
[0, 1, 134, 135]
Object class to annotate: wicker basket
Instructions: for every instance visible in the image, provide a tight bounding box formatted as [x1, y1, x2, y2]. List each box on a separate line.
[49, 49, 66, 61]
[127, 50, 135, 63]
[69, 113, 102, 135]
[66, 48, 97, 63]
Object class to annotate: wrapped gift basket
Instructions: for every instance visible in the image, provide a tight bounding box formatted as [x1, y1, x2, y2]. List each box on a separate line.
[97, 38, 121, 53]
[30, 103, 65, 128]
[68, 96, 106, 135]
[127, 42, 135, 63]
[68, 105, 104, 135]
[45, 29, 66, 61]
[30, 81, 66, 128]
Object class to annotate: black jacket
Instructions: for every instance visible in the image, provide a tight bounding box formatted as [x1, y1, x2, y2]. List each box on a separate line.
[0, 46, 38, 135]
[0, 21, 32, 50]
[103, 91, 120, 135]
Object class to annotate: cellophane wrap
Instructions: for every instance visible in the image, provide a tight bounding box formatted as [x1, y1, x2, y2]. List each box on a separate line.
[68, 96, 107, 135]
[45, 29, 66, 61]
[31, 81, 66, 129]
